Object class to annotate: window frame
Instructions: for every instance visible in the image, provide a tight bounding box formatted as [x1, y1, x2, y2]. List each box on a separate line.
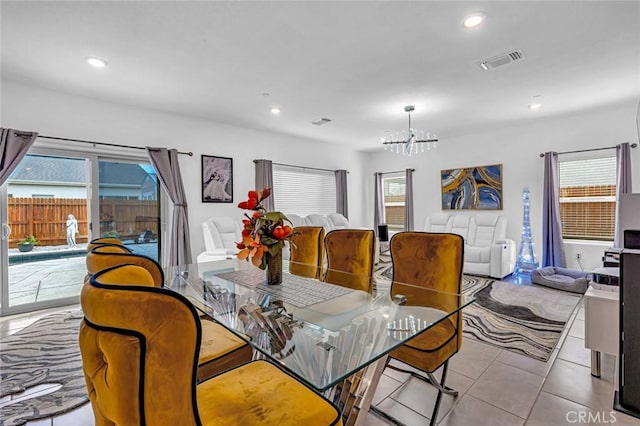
[558, 154, 617, 242]
[382, 173, 406, 232]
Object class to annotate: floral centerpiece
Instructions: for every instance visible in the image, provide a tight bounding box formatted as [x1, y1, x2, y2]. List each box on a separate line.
[236, 188, 294, 284]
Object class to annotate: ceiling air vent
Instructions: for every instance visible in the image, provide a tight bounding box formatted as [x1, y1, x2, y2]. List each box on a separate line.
[311, 118, 332, 125]
[478, 49, 526, 71]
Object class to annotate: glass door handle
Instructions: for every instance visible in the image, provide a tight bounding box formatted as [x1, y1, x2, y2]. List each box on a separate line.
[1, 223, 11, 240]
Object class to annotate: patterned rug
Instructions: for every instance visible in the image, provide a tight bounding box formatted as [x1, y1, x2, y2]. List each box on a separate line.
[0, 310, 87, 426]
[375, 256, 582, 362]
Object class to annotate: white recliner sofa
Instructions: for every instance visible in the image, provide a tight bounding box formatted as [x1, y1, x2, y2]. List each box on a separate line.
[197, 217, 242, 264]
[281, 213, 353, 260]
[424, 213, 516, 279]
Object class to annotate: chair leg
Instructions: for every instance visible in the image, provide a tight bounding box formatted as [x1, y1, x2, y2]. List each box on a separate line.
[385, 361, 458, 396]
[429, 360, 450, 426]
[384, 360, 457, 424]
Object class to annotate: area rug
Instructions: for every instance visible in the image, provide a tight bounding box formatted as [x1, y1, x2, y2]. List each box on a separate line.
[0, 310, 88, 426]
[375, 256, 582, 362]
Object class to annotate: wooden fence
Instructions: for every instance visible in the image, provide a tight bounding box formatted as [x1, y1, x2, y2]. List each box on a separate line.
[7, 198, 159, 248]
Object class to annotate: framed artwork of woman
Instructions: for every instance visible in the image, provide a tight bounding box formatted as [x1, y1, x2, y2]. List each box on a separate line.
[201, 155, 233, 203]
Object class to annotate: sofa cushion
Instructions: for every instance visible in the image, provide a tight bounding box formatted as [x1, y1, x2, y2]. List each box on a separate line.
[450, 215, 473, 242]
[327, 213, 350, 230]
[465, 245, 491, 263]
[424, 213, 452, 232]
[306, 214, 332, 231]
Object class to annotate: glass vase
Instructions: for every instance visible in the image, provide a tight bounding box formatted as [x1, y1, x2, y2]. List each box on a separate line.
[265, 251, 283, 285]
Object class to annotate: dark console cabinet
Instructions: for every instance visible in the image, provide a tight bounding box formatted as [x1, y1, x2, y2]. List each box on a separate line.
[615, 249, 640, 418]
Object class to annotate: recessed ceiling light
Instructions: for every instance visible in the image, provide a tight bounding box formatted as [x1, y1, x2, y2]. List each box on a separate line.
[271, 107, 281, 115]
[528, 103, 542, 110]
[87, 57, 107, 68]
[463, 12, 486, 28]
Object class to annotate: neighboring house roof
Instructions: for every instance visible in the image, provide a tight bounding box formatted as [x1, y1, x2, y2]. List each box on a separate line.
[98, 161, 150, 186]
[10, 155, 154, 186]
[10, 155, 86, 183]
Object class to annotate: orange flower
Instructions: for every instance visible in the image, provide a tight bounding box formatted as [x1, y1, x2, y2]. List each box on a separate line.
[236, 187, 294, 270]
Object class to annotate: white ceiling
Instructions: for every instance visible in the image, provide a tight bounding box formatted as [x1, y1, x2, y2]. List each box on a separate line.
[2, 1, 639, 152]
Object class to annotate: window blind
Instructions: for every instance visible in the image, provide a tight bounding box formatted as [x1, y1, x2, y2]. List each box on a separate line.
[272, 165, 336, 216]
[383, 175, 406, 230]
[559, 156, 616, 240]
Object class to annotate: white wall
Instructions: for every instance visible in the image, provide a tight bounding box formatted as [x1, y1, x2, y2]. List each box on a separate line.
[365, 100, 640, 272]
[1, 81, 367, 259]
[4, 80, 637, 273]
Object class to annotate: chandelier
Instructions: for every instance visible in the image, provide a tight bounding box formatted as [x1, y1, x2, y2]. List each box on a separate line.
[382, 105, 438, 156]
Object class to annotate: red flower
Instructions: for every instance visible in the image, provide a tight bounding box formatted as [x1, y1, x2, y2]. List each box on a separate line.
[238, 197, 258, 210]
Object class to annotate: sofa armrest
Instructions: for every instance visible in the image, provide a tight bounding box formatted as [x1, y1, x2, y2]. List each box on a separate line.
[489, 239, 516, 279]
[206, 248, 236, 256]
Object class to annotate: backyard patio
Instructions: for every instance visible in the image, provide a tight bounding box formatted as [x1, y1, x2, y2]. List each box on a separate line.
[6, 243, 158, 307]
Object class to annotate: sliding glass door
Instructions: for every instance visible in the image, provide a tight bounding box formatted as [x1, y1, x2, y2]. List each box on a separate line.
[0, 150, 161, 316]
[97, 160, 160, 262]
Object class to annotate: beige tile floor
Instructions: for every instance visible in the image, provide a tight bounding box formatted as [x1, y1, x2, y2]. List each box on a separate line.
[3, 298, 640, 425]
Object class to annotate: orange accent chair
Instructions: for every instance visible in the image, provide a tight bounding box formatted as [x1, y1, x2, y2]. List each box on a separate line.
[80, 264, 342, 425]
[289, 226, 325, 279]
[323, 229, 376, 294]
[85, 245, 252, 382]
[86, 237, 126, 252]
[386, 232, 464, 425]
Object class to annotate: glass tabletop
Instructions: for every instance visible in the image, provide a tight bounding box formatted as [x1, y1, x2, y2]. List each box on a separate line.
[165, 259, 474, 392]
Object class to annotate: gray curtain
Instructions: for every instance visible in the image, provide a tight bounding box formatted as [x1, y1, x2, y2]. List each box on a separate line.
[373, 172, 385, 235]
[542, 152, 566, 267]
[254, 159, 274, 211]
[0, 128, 38, 186]
[147, 147, 191, 267]
[335, 169, 348, 219]
[614, 142, 633, 247]
[404, 168, 414, 231]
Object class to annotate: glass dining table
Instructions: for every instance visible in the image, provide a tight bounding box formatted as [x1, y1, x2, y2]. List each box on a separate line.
[165, 259, 474, 425]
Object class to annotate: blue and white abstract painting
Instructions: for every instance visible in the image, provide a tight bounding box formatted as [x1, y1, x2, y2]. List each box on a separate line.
[441, 164, 503, 210]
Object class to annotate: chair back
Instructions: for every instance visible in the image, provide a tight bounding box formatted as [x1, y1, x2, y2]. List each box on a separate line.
[323, 229, 376, 293]
[289, 226, 325, 279]
[202, 217, 242, 252]
[390, 231, 464, 346]
[86, 244, 163, 286]
[80, 264, 202, 425]
[87, 237, 124, 252]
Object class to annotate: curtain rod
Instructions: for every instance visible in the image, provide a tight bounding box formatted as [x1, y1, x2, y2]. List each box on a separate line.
[19, 133, 193, 156]
[259, 160, 348, 174]
[376, 169, 415, 175]
[538, 142, 637, 158]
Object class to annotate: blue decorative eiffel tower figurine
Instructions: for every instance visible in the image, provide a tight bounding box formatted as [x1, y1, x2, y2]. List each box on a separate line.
[514, 187, 539, 276]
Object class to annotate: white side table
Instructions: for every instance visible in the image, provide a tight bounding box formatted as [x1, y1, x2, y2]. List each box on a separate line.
[584, 285, 619, 377]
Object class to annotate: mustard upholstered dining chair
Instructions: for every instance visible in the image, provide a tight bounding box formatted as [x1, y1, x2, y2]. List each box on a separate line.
[85, 245, 252, 382]
[323, 229, 376, 294]
[86, 237, 126, 252]
[80, 264, 343, 426]
[289, 226, 325, 279]
[386, 231, 464, 426]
